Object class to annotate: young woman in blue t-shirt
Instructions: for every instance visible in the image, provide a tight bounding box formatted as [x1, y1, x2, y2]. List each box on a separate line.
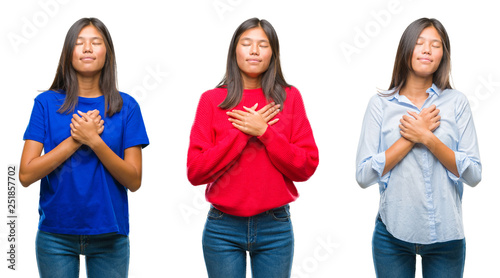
[20, 18, 149, 278]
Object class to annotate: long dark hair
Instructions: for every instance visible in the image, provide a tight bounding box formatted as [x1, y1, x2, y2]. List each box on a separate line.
[51, 17, 122, 116]
[386, 18, 452, 95]
[217, 17, 290, 110]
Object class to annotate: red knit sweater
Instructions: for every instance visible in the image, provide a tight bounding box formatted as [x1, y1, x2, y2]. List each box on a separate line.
[187, 86, 319, 217]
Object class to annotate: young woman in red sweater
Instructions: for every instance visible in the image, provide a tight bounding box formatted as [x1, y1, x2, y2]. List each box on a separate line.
[187, 18, 319, 277]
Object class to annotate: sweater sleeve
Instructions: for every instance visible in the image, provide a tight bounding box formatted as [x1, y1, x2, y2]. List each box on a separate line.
[187, 91, 251, 185]
[257, 87, 319, 182]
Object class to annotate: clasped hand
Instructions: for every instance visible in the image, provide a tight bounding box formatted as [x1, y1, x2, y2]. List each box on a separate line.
[399, 104, 441, 144]
[226, 102, 280, 136]
[70, 110, 104, 146]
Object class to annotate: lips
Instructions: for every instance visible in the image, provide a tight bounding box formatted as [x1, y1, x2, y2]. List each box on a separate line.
[81, 56, 96, 61]
[246, 58, 262, 63]
[417, 57, 432, 62]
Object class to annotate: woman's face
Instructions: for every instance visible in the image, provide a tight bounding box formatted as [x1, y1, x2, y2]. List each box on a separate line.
[72, 25, 107, 77]
[410, 26, 444, 78]
[236, 27, 273, 84]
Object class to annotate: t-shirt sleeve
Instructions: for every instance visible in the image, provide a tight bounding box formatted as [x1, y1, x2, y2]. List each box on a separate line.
[124, 99, 149, 149]
[23, 97, 46, 143]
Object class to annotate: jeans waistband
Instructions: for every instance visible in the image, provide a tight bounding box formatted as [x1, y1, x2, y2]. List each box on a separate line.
[210, 204, 289, 217]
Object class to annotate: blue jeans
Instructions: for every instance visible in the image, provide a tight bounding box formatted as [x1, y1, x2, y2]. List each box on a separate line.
[36, 230, 129, 278]
[202, 205, 294, 278]
[372, 216, 466, 278]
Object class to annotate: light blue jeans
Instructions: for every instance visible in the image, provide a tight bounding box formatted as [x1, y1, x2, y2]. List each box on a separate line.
[202, 205, 294, 278]
[36, 230, 129, 278]
[372, 216, 466, 278]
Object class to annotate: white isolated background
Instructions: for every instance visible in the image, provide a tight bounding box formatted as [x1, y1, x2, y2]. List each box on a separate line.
[0, 0, 499, 277]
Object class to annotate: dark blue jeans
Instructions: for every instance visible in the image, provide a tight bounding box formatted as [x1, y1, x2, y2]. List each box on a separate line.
[202, 205, 294, 278]
[372, 216, 466, 278]
[36, 230, 129, 278]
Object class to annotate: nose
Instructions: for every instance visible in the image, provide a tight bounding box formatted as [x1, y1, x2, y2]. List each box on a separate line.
[83, 41, 93, 53]
[250, 43, 259, 55]
[422, 42, 431, 54]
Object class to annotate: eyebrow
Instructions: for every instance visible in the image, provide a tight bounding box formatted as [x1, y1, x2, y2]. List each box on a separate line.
[417, 36, 442, 43]
[76, 36, 103, 40]
[240, 37, 269, 43]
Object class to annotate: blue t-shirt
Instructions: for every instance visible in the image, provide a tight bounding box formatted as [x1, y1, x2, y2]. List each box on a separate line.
[23, 90, 149, 235]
